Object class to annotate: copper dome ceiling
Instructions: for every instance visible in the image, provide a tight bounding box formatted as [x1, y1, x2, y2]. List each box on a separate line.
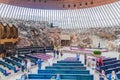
[0, 0, 120, 29]
[0, 0, 118, 9]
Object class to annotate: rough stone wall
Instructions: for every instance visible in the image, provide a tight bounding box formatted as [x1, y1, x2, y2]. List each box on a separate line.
[0, 18, 61, 48]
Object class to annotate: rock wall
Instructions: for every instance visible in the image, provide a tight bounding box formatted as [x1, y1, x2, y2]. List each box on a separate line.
[0, 18, 61, 48]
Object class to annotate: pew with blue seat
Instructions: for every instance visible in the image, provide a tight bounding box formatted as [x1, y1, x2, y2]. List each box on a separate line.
[45, 66, 86, 70]
[38, 69, 90, 74]
[3, 57, 22, 68]
[103, 60, 120, 65]
[28, 74, 93, 80]
[11, 56, 22, 62]
[26, 79, 76, 80]
[0, 60, 19, 73]
[18, 55, 36, 66]
[57, 61, 81, 63]
[27, 57, 93, 80]
[103, 58, 117, 62]
[28, 58, 37, 65]
[25, 54, 38, 60]
[45, 46, 54, 53]
[0, 66, 11, 76]
[25, 54, 38, 65]
[116, 71, 120, 79]
[53, 63, 84, 66]
[100, 62, 120, 71]
[105, 67, 120, 75]
[18, 49, 30, 55]
[28, 74, 94, 80]
[18, 55, 26, 59]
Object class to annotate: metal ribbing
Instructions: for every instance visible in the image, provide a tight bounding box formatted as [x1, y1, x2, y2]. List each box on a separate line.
[0, 1, 119, 29]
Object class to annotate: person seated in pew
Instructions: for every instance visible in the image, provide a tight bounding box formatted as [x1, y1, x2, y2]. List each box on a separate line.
[51, 76, 55, 80]
[21, 71, 28, 80]
[56, 74, 61, 80]
[16, 66, 20, 71]
[108, 71, 118, 80]
[6, 68, 10, 75]
[16, 71, 28, 80]
[36, 59, 43, 70]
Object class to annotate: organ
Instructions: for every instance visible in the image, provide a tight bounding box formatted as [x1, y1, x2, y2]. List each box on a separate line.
[0, 22, 18, 44]
[0, 22, 18, 57]
[0, 23, 4, 39]
[6, 24, 10, 38]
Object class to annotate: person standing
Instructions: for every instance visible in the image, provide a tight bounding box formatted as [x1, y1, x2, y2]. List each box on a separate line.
[21, 60, 25, 72]
[98, 57, 103, 67]
[36, 59, 43, 70]
[98, 42, 101, 48]
[56, 74, 61, 80]
[24, 59, 27, 71]
[27, 59, 31, 73]
[99, 70, 105, 80]
[76, 53, 80, 61]
[119, 54, 120, 60]
[48, 57, 53, 66]
[56, 50, 59, 59]
[84, 53, 87, 65]
[108, 71, 118, 80]
[53, 49, 56, 58]
[20, 71, 28, 80]
[60, 51, 63, 57]
[59, 49, 63, 58]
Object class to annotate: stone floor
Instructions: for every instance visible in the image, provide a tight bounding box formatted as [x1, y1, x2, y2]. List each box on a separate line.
[0, 49, 119, 80]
